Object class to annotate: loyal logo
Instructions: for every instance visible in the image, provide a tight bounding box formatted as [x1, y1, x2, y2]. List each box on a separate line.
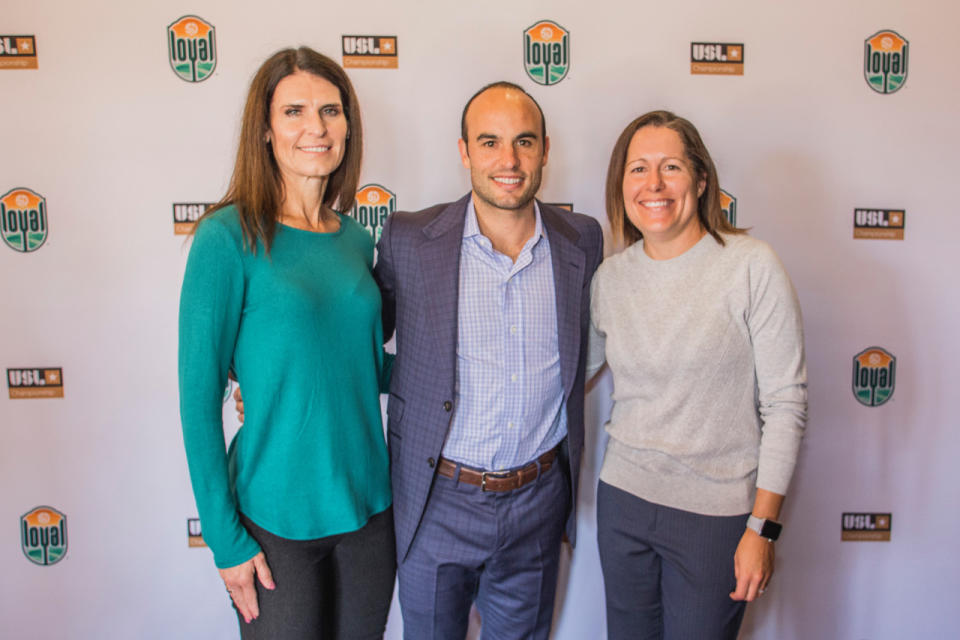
[351, 184, 395, 241]
[852, 347, 896, 407]
[524, 20, 569, 86]
[21, 506, 68, 566]
[1, 187, 47, 252]
[168, 16, 216, 83]
[720, 189, 737, 226]
[864, 30, 908, 94]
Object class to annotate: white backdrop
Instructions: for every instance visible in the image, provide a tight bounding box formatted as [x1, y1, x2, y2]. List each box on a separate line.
[2, 1, 958, 638]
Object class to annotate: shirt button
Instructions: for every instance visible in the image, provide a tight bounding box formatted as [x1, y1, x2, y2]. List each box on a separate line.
[510, 325, 518, 335]
[443, 401, 452, 412]
[510, 374, 518, 382]
[427, 457, 435, 468]
[508, 421, 515, 429]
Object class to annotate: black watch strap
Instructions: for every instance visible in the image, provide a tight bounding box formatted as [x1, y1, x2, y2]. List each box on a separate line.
[747, 515, 782, 541]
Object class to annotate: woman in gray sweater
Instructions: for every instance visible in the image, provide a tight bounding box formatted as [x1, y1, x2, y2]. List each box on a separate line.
[588, 111, 807, 640]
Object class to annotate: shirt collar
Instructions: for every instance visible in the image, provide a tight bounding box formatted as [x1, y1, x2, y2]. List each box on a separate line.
[463, 195, 545, 243]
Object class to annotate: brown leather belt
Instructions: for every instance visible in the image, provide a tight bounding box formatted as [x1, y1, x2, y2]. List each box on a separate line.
[436, 447, 558, 492]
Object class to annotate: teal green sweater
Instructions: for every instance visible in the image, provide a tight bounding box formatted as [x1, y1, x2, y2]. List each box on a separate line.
[178, 206, 392, 569]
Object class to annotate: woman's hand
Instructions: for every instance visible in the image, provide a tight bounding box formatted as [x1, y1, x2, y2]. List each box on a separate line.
[219, 551, 275, 623]
[730, 488, 783, 602]
[729, 528, 773, 601]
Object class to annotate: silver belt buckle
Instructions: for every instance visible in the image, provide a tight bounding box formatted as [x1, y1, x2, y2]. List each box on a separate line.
[480, 470, 509, 491]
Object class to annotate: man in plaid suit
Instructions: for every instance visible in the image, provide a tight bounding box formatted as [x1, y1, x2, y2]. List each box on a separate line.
[375, 81, 603, 639]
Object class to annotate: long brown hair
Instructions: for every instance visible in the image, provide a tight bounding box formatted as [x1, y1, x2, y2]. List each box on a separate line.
[605, 110, 744, 249]
[199, 47, 363, 253]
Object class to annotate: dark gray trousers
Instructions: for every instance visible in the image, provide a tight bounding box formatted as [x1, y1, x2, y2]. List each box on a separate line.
[597, 481, 748, 640]
[235, 508, 396, 640]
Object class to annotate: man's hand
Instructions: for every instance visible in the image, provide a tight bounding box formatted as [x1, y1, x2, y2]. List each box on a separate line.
[233, 386, 244, 423]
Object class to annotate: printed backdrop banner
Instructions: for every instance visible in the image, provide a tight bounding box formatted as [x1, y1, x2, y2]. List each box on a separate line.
[1, 1, 958, 638]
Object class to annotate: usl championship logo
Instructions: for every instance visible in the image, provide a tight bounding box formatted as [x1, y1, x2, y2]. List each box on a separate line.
[341, 36, 398, 69]
[854, 208, 905, 240]
[852, 347, 896, 407]
[864, 30, 908, 94]
[691, 43, 744, 75]
[8, 368, 64, 399]
[1, 187, 47, 252]
[842, 512, 891, 541]
[351, 184, 395, 241]
[187, 518, 206, 547]
[0, 35, 38, 69]
[523, 20, 569, 86]
[21, 506, 68, 566]
[720, 189, 737, 226]
[168, 16, 216, 83]
[173, 202, 215, 235]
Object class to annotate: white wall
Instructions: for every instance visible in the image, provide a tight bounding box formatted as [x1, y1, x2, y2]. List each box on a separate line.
[2, 1, 957, 638]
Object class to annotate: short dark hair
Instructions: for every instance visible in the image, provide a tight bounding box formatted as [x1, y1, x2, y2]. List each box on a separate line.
[605, 110, 744, 249]
[460, 81, 546, 143]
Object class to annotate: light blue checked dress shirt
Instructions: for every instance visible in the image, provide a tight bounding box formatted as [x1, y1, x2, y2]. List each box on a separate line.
[441, 198, 566, 472]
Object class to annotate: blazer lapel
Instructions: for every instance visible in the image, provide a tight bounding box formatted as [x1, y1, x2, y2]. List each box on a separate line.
[416, 195, 469, 383]
[541, 203, 586, 398]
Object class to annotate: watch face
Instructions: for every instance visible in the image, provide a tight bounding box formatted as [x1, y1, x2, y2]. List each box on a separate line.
[760, 520, 783, 540]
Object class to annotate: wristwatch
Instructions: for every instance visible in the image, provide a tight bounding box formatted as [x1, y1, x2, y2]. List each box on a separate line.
[746, 515, 782, 541]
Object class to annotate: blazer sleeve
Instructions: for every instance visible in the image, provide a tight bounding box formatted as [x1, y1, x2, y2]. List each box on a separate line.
[374, 214, 398, 342]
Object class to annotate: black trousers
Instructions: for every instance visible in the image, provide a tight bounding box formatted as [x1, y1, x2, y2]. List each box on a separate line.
[597, 481, 748, 640]
[236, 507, 396, 640]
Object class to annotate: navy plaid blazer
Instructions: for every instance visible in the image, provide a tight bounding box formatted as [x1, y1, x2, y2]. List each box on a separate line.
[375, 193, 603, 561]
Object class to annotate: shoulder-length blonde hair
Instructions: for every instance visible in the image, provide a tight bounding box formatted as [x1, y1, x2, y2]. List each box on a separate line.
[605, 110, 744, 249]
[199, 47, 363, 253]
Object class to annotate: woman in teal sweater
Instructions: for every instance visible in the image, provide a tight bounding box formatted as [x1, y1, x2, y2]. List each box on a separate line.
[178, 47, 393, 639]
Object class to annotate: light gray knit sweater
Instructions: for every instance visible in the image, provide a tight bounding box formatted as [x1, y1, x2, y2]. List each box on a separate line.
[588, 232, 807, 516]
